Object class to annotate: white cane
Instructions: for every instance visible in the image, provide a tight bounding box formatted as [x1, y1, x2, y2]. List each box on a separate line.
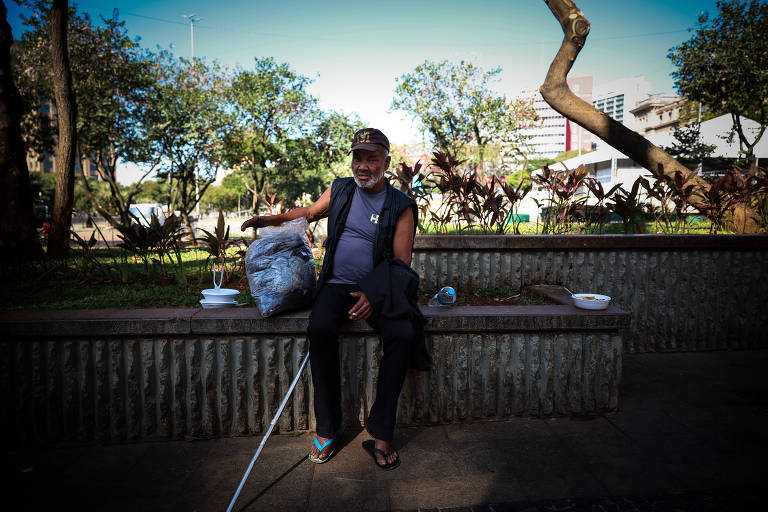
[226, 352, 310, 512]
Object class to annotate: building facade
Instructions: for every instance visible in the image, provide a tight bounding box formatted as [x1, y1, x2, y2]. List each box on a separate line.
[592, 76, 652, 132]
[522, 76, 594, 160]
[25, 99, 100, 180]
[630, 94, 687, 136]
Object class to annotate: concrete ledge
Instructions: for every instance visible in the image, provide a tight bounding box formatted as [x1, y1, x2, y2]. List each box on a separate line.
[1, 305, 628, 443]
[0, 308, 196, 337]
[1, 305, 630, 337]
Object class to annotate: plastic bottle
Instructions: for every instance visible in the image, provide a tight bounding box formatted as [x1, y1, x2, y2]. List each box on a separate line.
[428, 286, 456, 307]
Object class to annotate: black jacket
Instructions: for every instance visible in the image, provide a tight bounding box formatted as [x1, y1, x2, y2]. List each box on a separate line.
[359, 259, 431, 371]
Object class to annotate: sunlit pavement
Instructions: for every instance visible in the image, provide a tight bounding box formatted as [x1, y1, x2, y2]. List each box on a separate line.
[6, 350, 767, 511]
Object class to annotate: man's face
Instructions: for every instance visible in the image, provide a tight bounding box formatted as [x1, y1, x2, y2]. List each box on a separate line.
[352, 148, 390, 191]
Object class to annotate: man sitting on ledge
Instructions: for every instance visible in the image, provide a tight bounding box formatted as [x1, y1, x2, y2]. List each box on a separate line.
[241, 128, 429, 470]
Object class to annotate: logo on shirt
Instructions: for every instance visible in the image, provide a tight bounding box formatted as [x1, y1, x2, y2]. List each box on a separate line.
[370, 214, 379, 224]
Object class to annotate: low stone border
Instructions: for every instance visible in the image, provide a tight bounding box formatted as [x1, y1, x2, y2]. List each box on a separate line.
[0, 305, 630, 337]
[1, 305, 628, 444]
[414, 234, 768, 250]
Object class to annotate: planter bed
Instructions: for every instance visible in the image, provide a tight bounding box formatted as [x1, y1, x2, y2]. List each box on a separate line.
[413, 234, 768, 353]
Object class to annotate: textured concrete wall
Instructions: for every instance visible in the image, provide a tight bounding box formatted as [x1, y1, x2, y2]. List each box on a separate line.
[413, 235, 768, 353]
[1, 308, 625, 444]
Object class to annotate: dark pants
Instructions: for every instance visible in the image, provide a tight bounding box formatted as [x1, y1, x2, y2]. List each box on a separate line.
[308, 283, 413, 442]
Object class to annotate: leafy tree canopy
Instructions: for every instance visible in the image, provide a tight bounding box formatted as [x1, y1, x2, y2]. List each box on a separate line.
[147, 53, 232, 232]
[391, 60, 537, 173]
[223, 58, 362, 211]
[663, 123, 717, 165]
[14, 3, 163, 225]
[668, 0, 768, 166]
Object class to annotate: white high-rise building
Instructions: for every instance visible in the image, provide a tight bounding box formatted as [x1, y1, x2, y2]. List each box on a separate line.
[522, 76, 593, 160]
[524, 93, 567, 159]
[592, 76, 652, 132]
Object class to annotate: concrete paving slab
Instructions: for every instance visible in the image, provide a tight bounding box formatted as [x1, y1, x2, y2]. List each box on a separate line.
[542, 415, 682, 497]
[308, 474, 389, 512]
[387, 474, 526, 510]
[4, 350, 768, 511]
[179, 435, 313, 512]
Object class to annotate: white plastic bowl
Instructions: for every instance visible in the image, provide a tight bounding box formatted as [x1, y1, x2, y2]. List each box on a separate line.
[200, 298, 236, 309]
[571, 293, 611, 310]
[201, 288, 240, 303]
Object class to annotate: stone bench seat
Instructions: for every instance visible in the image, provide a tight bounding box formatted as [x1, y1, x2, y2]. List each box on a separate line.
[1, 303, 629, 444]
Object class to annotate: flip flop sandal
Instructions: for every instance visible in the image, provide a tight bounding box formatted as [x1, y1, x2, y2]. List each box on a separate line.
[308, 436, 335, 464]
[362, 440, 400, 470]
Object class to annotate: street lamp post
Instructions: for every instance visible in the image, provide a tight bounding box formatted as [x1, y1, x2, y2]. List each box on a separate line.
[182, 14, 202, 221]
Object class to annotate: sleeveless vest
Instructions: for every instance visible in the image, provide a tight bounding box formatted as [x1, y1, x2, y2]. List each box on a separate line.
[317, 177, 417, 293]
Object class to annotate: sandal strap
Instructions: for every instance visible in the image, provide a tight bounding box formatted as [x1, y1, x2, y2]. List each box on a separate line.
[373, 446, 398, 461]
[314, 437, 334, 451]
[373, 447, 389, 458]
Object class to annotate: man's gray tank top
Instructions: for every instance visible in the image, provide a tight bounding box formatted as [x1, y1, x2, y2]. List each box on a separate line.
[327, 185, 387, 284]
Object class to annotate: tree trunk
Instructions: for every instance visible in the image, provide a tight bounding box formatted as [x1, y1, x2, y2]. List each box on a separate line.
[47, 0, 78, 257]
[540, 0, 762, 233]
[76, 153, 122, 229]
[0, 1, 43, 264]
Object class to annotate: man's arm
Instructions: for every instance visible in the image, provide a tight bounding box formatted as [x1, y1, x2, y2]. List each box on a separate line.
[240, 186, 331, 231]
[392, 206, 415, 266]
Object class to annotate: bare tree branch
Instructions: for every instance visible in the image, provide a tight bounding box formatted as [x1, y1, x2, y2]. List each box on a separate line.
[540, 0, 761, 233]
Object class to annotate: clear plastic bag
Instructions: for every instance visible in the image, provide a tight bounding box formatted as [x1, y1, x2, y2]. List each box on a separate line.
[245, 217, 317, 317]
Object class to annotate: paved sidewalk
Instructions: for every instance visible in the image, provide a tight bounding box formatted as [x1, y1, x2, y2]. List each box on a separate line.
[6, 350, 768, 511]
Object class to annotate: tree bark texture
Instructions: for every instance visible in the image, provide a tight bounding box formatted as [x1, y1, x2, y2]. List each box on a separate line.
[540, 0, 761, 233]
[47, 0, 78, 257]
[0, 0, 43, 263]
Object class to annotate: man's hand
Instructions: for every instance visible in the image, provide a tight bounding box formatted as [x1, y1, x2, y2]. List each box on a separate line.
[348, 291, 372, 320]
[240, 215, 263, 231]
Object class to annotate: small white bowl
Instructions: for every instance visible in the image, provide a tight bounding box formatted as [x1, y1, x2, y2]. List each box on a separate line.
[201, 288, 240, 303]
[200, 298, 236, 309]
[571, 293, 611, 310]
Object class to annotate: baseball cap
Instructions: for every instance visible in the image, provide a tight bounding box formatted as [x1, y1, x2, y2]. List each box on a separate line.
[349, 128, 390, 153]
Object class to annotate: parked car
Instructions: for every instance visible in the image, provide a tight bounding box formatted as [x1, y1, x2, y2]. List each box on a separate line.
[128, 203, 166, 226]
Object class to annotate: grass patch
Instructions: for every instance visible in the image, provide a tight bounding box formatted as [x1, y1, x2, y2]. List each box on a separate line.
[0, 247, 252, 310]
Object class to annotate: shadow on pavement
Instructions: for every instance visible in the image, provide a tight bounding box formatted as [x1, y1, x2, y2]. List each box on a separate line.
[236, 454, 308, 512]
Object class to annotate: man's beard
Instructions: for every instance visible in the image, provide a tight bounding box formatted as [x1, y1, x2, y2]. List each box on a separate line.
[353, 171, 382, 189]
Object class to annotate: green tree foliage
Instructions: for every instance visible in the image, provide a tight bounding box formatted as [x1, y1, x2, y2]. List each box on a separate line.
[132, 178, 165, 205]
[224, 59, 362, 211]
[311, 109, 365, 180]
[224, 57, 316, 211]
[270, 109, 364, 201]
[200, 183, 239, 214]
[392, 60, 537, 173]
[13, 4, 161, 227]
[73, 178, 112, 216]
[146, 54, 232, 235]
[663, 123, 717, 165]
[668, 0, 768, 169]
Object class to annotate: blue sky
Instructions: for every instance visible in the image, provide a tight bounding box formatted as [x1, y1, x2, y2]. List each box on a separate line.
[7, 0, 718, 180]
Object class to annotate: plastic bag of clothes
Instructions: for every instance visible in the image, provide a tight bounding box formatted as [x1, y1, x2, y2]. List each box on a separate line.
[245, 217, 317, 317]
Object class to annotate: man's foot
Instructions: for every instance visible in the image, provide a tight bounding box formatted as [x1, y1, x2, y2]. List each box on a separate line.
[362, 439, 400, 470]
[308, 435, 334, 464]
